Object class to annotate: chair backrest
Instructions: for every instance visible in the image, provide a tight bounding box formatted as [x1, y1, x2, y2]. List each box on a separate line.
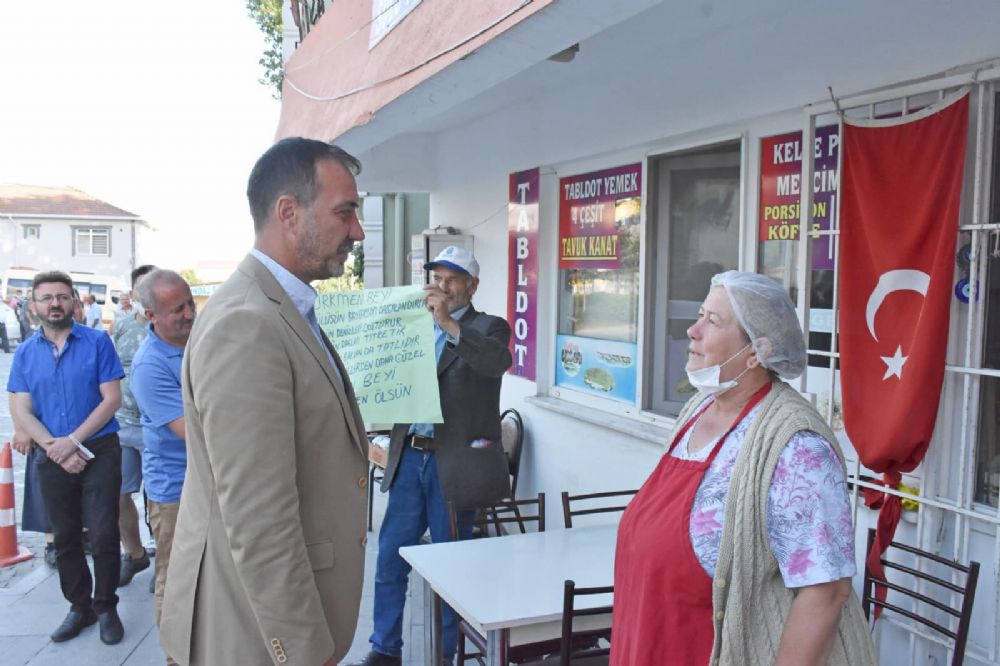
[448, 493, 545, 541]
[559, 579, 613, 666]
[561, 489, 638, 528]
[863, 528, 980, 666]
[500, 408, 525, 497]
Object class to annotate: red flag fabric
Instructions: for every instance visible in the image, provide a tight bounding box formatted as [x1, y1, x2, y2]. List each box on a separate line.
[838, 90, 969, 617]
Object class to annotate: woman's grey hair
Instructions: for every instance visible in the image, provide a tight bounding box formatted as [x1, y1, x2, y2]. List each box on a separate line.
[710, 270, 807, 379]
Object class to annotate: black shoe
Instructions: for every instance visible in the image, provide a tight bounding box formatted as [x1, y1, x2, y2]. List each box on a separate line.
[118, 551, 151, 587]
[346, 651, 402, 666]
[98, 609, 124, 645]
[44, 544, 57, 569]
[50, 608, 98, 642]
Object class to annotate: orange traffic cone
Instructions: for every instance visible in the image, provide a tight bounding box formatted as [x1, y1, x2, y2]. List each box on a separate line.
[0, 442, 33, 567]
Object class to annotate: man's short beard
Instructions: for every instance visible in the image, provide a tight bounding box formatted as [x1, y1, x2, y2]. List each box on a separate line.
[45, 313, 73, 330]
[297, 213, 350, 281]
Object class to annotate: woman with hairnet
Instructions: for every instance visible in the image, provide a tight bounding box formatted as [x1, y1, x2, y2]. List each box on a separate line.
[611, 271, 876, 666]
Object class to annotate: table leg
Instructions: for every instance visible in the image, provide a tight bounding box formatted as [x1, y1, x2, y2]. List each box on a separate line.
[485, 628, 507, 666]
[423, 577, 444, 665]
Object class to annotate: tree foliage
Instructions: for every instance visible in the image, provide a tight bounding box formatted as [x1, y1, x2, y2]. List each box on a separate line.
[246, 0, 284, 99]
[178, 269, 203, 286]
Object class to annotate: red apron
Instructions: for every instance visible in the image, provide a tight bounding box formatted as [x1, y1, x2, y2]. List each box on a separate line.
[610, 384, 770, 666]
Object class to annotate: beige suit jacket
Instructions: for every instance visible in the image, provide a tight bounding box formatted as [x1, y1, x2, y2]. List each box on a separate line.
[159, 255, 369, 666]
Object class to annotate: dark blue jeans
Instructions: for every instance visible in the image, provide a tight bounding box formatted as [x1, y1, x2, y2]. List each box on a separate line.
[370, 447, 472, 660]
[37, 433, 121, 613]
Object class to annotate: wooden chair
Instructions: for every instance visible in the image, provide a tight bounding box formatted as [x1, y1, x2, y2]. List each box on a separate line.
[518, 580, 613, 666]
[365, 430, 391, 532]
[448, 493, 545, 541]
[863, 528, 980, 666]
[449, 494, 552, 665]
[500, 408, 525, 498]
[561, 490, 638, 528]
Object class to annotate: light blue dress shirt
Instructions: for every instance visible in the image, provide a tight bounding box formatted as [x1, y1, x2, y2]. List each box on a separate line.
[250, 249, 342, 383]
[409, 304, 468, 438]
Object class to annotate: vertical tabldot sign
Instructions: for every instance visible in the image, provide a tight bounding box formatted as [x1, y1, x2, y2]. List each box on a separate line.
[507, 168, 539, 381]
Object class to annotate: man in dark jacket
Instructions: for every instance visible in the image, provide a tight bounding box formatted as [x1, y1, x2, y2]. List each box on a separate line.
[351, 246, 512, 666]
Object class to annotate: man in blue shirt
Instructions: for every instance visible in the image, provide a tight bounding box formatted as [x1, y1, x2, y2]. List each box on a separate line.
[7, 271, 126, 645]
[130, 269, 194, 654]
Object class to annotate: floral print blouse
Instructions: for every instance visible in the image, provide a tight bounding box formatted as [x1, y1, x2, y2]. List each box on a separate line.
[672, 402, 857, 588]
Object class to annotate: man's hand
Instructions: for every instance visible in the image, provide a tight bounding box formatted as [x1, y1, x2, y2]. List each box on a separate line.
[423, 285, 459, 338]
[11, 430, 34, 455]
[44, 437, 88, 474]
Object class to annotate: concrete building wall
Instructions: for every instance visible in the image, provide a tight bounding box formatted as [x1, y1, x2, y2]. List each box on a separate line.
[1, 215, 141, 280]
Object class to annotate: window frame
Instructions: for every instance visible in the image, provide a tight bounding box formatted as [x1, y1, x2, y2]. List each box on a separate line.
[540, 132, 749, 430]
[71, 226, 111, 257]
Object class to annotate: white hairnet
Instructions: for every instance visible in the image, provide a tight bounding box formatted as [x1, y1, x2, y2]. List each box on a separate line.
[710, 270, 807, 379]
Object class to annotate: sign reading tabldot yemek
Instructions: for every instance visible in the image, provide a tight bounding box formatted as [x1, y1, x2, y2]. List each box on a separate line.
[559, 163, 642, 269]
[315, 286, 443, 424]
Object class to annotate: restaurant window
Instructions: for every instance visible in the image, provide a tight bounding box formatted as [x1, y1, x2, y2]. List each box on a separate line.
[974, 90, 1000, 508]
[644, 143, 741, 416]
[73, 227, 110, 256]
[556, 164, 642, 403]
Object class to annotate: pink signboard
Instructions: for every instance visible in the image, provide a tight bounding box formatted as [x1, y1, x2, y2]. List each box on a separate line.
[559, 163, 642, 270]
[507, 168, 539, 381]
[758, 125, 840, 270]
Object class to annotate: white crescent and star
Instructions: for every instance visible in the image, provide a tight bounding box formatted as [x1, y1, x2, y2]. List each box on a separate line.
[864, 269, 930, 381]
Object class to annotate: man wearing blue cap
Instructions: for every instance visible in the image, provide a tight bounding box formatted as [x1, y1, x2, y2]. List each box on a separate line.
[351, 246, 513, 666]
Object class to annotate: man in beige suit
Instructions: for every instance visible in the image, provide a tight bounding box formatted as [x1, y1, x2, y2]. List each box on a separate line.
[159, 138, 370, 666]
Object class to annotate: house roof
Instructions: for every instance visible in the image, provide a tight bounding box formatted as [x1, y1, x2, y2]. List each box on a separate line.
[0, 183, 140, 218]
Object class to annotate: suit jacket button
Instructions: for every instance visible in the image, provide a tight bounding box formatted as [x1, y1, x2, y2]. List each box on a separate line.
[271, 639, 280, 647]
[358, 476, 368, 488]
[276, 655, 287, 663]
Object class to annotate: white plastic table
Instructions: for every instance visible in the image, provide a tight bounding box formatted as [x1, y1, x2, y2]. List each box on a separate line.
[399, 523, 618, 666]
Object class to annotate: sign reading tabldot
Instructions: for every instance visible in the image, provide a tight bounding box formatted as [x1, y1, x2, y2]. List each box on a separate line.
[507, 168, 539, 381]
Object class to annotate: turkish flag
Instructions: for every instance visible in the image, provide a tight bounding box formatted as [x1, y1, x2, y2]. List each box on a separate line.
[839, 90, 968, 616]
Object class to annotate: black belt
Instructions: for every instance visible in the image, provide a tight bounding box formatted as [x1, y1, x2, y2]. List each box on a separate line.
[408, 435, 435, 451]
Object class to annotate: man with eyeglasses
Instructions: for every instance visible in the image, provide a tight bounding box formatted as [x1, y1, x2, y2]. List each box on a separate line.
[7, 270, 126, 646]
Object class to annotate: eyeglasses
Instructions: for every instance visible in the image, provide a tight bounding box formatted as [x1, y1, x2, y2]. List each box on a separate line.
[35, 294, 74, 304]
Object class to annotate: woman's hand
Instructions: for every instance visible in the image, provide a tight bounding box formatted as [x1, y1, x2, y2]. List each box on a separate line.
[774, 577, 852, 666]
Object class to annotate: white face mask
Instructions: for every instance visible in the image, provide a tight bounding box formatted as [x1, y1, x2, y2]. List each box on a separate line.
[686, 343, 752, 396]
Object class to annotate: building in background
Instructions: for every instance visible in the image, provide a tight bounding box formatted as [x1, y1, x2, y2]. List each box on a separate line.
[0, 183, 149, 283]
[276, 2, 1000, 663]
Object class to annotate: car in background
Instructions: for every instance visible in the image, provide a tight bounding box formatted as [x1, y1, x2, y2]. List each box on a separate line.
[0, 301, 22, 347]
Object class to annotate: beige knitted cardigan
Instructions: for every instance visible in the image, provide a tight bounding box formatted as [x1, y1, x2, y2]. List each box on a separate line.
[673, 380, 877, 666]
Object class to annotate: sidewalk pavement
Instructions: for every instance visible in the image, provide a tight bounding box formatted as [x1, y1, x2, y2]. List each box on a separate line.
[1, 351, 427, 665]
